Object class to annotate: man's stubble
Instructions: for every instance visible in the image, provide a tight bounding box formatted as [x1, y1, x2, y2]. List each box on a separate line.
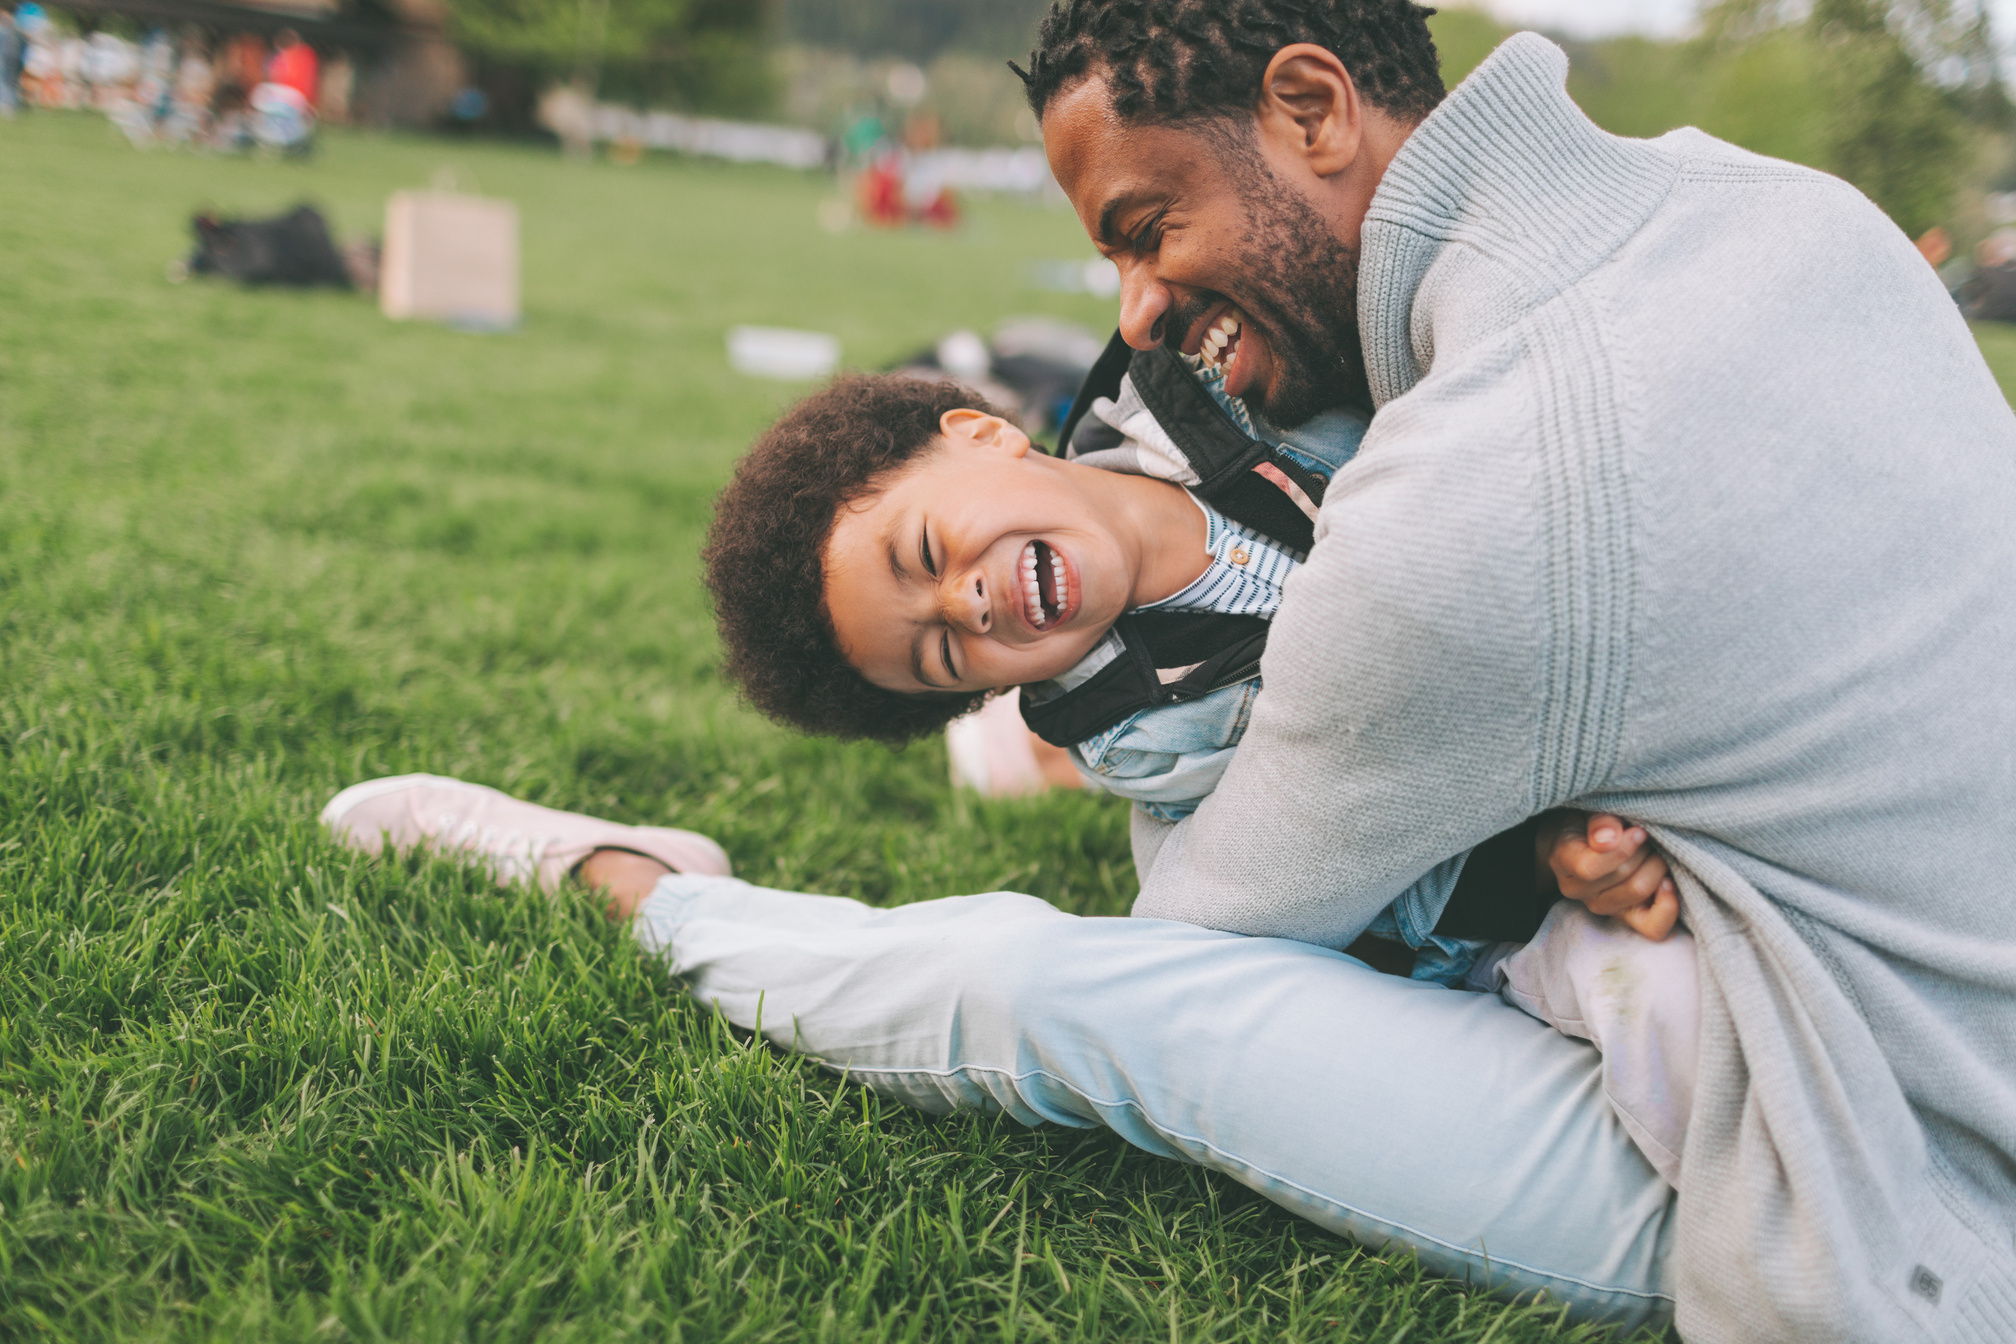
[1164, 143, 1372, 427]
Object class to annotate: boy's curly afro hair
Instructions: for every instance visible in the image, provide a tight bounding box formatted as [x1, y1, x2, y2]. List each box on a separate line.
[703, 374, 1003, 745]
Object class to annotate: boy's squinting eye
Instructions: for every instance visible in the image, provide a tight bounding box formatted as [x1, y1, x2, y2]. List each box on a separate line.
[939, 631, 955, 683]
[920, 527, 938, 578]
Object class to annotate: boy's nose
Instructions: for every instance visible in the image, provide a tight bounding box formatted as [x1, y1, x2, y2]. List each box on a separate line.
[943, 571, 991, 633]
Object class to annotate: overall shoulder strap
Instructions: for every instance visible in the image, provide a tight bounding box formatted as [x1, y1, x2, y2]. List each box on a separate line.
[1020, 334, 1346, 750]
[1127, 344, 1330, 553]
[1019, 612, 1270, 747]
[1052, 328, 1134, 457]
[1055, 332, 1335, 537]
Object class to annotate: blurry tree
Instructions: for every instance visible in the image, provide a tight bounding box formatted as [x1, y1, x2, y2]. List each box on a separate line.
[772, 0, 1053, 147]
[450, 0, 775, 114]
[780, 0, 1052, 63]
[1429, 7, 1517, 85]
[1439, 0, 2002, 237]
[1696, 0, 2002, 234]
[1819, 26, 1969, 234]
[1563, 34, 1711, 139]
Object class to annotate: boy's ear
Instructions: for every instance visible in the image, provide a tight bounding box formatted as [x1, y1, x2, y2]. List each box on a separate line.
[940, 408, 1031, 458]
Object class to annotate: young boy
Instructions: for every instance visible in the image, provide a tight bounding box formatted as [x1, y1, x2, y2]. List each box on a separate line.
[704, 355, 1678, 942]
[700, 357, 1696, 1183]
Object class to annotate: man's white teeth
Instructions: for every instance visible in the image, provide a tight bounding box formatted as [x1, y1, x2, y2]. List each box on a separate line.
[1200, 310, 1242, 370]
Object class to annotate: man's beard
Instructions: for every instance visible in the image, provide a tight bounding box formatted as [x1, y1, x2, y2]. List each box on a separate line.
[1164, 161, 1371, 428]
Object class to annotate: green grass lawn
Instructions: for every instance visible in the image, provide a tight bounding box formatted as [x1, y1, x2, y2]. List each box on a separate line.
[5, 111, 2001, 1343]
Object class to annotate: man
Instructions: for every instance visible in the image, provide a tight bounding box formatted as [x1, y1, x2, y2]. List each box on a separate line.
[1024, 2, 2016, 1340]
[327, 4, 2016, 1338]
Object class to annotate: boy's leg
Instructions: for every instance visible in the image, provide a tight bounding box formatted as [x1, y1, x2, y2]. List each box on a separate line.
[320, 777, 1675, 1328]
[635, 872, 1678, 1333]
[1491, 902, 1701, 1188]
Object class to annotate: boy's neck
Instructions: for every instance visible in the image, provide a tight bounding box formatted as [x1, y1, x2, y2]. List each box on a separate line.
[1082, 465, 1212, 608]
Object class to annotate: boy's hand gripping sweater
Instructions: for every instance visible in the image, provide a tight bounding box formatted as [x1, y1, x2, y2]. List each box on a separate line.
[1130, 34, 2016, 1343]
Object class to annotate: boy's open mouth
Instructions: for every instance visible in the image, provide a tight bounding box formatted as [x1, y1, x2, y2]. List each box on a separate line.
[1020, 539, 1071, 630]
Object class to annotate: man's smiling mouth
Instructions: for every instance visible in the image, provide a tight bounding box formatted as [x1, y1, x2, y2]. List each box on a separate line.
[1198, 307, 1245, 374]
[1177, 300, 1263, 397]
[1020, 540, 1073, 630]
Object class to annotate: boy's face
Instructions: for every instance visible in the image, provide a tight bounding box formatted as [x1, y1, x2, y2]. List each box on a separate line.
[823, 410, 1138, 695]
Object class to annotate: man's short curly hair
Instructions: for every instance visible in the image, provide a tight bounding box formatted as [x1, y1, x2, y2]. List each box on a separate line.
[704, 374, 1002, 745]
[1013, 0, 1445, 129]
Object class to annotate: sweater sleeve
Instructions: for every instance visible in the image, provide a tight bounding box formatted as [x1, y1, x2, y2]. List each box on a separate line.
[1130, 364, 1576, 947]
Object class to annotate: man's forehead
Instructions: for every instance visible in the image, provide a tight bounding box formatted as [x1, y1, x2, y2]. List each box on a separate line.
[1043, 77, 1206, 224]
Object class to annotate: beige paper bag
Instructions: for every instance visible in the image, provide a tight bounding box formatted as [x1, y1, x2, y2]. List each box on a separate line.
[379, 191, 519, 327]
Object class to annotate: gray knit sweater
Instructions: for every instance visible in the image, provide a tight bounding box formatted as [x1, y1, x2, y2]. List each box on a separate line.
[1130, 34, 2016, 1343]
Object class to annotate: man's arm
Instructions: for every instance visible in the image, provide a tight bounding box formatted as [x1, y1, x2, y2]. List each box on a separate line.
[1129, 377, 1597, 946]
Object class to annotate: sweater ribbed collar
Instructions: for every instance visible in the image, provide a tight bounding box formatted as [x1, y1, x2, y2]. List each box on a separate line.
[1356, 33, 1678, 405]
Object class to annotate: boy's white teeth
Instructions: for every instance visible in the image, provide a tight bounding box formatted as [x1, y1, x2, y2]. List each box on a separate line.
[1023, 543, 1042, 626]
[1021, 541, 1066, 628]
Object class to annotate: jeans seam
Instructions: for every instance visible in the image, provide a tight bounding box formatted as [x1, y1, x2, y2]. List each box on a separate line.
[824, 1057, 1676, 1307]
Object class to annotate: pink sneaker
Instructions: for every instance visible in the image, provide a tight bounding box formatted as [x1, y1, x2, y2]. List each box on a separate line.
[319, 773, 730, 890]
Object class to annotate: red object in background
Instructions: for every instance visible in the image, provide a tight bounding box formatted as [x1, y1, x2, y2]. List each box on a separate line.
[268, 39, 319, 109]
[857, 160, 905, 228]
[855, 158, 960, 231]
[917, 187, 959, 230]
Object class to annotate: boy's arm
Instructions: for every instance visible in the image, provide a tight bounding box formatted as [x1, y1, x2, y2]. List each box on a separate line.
[1075, 681, 1256, 822]
[1543, 812, 1680, 940]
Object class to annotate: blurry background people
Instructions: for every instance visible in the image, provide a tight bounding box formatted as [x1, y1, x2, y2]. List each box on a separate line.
[265, 29, 316, 111]
[318, 51, 352, 124]
[216, 31, 263, 107]
[167, 29, 213, 140]
[0, 5, 22, 117]
[209, 77, 251, 151]
[81, 29, 136, 109]
[1961, 228, 2016, 320]
[249, 80, 313, 154]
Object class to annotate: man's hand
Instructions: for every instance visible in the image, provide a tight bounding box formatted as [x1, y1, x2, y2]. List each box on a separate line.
[1539, 812, 1680, 941]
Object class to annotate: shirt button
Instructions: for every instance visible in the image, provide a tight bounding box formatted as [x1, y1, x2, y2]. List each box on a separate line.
[1230, 548, 1250, 566]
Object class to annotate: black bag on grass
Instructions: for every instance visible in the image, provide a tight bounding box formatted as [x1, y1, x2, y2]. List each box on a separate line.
[187, 203, 352, 289]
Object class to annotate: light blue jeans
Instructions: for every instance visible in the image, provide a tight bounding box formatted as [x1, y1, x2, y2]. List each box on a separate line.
[634, 874, 1678, 1332]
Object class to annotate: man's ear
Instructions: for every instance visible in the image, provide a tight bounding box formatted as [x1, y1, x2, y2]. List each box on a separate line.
[940, 408, 1032, 458]
[1256, 43, 1362, 178]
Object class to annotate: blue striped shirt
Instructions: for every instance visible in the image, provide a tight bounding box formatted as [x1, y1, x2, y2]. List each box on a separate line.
[1045, 495, 1301, 694]
[1136, 494, 1304, 620]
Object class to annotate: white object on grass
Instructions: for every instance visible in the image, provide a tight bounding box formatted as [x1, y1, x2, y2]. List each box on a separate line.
[727, 326, 840, 380]
[946, 691, 1049, 797]
[934, 330, 990, 380]
[1026, 257, 1121, 298]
